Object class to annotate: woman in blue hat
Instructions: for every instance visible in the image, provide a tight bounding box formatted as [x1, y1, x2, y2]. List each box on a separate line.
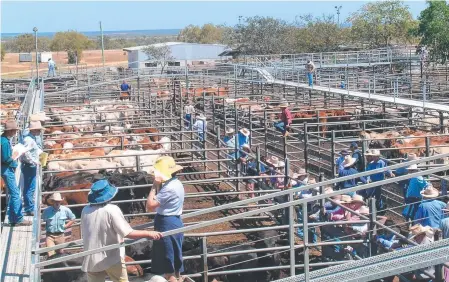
[81, 176, 162, 282]
[146, 156, 185, 282]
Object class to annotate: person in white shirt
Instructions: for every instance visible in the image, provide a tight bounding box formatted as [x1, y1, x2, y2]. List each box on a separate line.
[306, 60, 316, 86]
[48, 58, 56, 77]
[193, 113, 207, 141]
[20, 121, 44, 216]
[81, 177, 162, 282]
[183, 101, 195, 129]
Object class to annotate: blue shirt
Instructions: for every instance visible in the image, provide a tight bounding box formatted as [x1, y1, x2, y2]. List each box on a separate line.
[42, 205, 76, 233]
[352, 150, 363, 171]
[120, 83, 130, 91]
[1, 135, 17, 168]
[405, 176, 428, 198]
[440, 218, 449, 239]
[366, 159, 391, 182]
[223, 135, 238, 159]
[237, 132, 249, 149]
[414, 199, 446, 228]
[336, 167, 368, 189]
[156, 177, 185, 216]
[335, 156, 345, 170]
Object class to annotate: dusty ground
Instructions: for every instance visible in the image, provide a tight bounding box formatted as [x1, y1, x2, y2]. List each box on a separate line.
[1, 49, 128, 77]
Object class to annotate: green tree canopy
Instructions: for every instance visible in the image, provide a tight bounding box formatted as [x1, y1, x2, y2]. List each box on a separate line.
[348, 0, 415, 47]
[177, 24, 228, 44]
[50, 31, 92, 63]
[0, 44, 5, 61]
[415, 0, 449, 63]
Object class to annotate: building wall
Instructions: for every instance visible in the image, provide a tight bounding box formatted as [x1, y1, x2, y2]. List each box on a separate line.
[128, 43, 228, 68]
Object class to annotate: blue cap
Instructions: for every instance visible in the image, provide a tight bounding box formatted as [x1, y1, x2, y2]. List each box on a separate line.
[350, 142, 358, 148]
[88, 179, 118, 204]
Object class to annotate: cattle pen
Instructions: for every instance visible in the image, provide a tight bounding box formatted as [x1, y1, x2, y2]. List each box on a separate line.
[1, 46, 449, 282]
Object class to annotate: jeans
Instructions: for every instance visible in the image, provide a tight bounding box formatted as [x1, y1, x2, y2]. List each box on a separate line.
[1, 166, 23, 224]
[185, 114, 192, 128]
[274, 121, 286, 134]
[307, 73, 313, 86]
[22, 164, 37, 213]
[198, 132, 205, 142]
[48, 66, 56, 77]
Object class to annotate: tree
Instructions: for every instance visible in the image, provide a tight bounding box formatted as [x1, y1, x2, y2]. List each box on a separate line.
[414, 0, 449, 63]
[233, 16, 296, 54]
[177, 24, 227, 44]
[50, 31, 92, 63]
[348, 0, 415, 47]
[14, 34, 35, 53]
[142, 44, 174, 74]
[1, 44, 5, 61]
[295, 14, 345, 53]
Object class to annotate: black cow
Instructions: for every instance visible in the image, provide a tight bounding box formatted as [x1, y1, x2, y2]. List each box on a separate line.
[249, 230, 282, 281]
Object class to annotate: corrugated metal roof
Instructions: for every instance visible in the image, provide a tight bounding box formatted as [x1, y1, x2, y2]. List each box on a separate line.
[123, 42, 228, 51]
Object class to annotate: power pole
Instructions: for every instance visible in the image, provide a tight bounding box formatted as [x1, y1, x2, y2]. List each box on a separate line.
[33, 27, 39, 88]
[99, 21, 105, 71]
[335, 5, 342, 27]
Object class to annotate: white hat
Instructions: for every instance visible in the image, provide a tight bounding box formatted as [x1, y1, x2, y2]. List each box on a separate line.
[406, 164, 419, 170]
[351, 194, 365, 204]
[48, 192, 64, 205]
[239, 128, 250, 137]
[339, 194, 352, 204]
[365, 149, 381, 156]
[407, 153, 418, 161]
[197, 113, 206, 120]
[343, 155, 357, 168]
[267, 156, 279, 166]
[420, 186, 439, 199]
[410, 224, 434, 239]
[28, 121, 44, 130]
[292, 168, 308, 179]
[226, 127, 235, 134]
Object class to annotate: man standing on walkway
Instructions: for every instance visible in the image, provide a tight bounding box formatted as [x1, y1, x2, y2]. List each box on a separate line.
[42, 192, 76, 257]
[20, 121, 44, 216]
[306, 60, 316, 87]
[81, 177, 162, 282]
[48, 58, 56, 77]
[1, 120, 31, 226]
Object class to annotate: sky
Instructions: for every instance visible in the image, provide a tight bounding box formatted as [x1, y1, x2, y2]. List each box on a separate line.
[1, 1, 429, 34]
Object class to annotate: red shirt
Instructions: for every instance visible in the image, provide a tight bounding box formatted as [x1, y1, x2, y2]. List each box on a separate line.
[281, 108, 292, 125]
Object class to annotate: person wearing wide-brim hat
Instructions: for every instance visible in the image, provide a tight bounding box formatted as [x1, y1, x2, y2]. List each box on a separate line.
[183, 100, 195, 129]
[146, 156, 185, 282]
[237, 128, 250, 150]
[20, 121, 45, 216]
[335, 149, 350, 171]
[193, 113, 207, 142]
[223, 127, 238, 171]
[81, 178, 162, 281]
[335, 155, 368, 197]
[361, 148, 394, 210]
[42, 192, 76, 257]
[349, 142, 364, 172]
[329, 194, 352, 221]
[274, 99, 293, 137]
[1, 120, 32, 226]
[408, 223, 437, 280]
[414, 185, 446, 229]
[402, 163, 428, 221]
[409, 224, 434, 241]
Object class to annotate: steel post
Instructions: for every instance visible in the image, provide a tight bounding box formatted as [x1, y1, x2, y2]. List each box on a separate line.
[302, 202, 309, 281]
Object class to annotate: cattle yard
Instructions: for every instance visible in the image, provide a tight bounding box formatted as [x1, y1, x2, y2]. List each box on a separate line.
[1, 47, 449, 282]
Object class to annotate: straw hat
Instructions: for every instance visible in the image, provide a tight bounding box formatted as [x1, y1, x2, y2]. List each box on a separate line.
[343, 155, 357, 168]
[267, 156, 279, 167]
[340, 194, 352, 203]
[359, 206, 370, 215]
[225, 127, 235, 134]
[277, 160, 285, 168]
[420, 186, 439, 199]
[292, 168, 308, 179]
[365, 149, 381, 156]
[153, 156, 184, 181]
[406, 164, 419, 171]
[48, 192, 64, 205]
[88, 179, 118, 204]
[28, 121, 43, 130]
[351, 194, 365, 204]
[407, 153, 418, 161]
[30, 112, 51, 122]
[3, 120, 19, 131]
[410, 224, 434, 239]
[279, 101, 289, 108]
[239, 128, 250, 137]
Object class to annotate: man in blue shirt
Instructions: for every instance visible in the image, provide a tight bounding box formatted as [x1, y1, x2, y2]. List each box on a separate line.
[335, 155, 368, 196]
[120, 80, 131, 100]
[335, 150, 350, 173]
[349, 142, 363, 172]
[238, 128, 250, 149]
[394, 153, 418, 198]
[362, 149, 394, 210]
[192, 113, 207, 142]
[20, 121, 44, 216]
[402, 164, 428, 221]
[414, 186, 446, 228]
[48, 58, 56, 77]
[1, 120, 31, 226]
[42, 192, 76, 256]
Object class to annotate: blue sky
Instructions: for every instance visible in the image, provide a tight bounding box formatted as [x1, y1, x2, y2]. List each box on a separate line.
[1, 1, 429, 33]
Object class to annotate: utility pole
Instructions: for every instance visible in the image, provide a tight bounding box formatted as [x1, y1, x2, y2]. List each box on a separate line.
[335, 5, 342, 27]
[99, 21, 105, 71]
[33, 27, 39, 88]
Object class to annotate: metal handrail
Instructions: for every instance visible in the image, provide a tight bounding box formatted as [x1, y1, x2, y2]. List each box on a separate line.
[34, 152, 449, 265]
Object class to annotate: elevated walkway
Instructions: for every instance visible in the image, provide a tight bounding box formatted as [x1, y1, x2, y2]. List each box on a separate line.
[0, 87, 42, 282]
[272, 79, 449, 112]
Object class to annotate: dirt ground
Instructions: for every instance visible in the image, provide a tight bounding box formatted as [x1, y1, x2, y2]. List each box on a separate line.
[1, 49, 128, 77]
